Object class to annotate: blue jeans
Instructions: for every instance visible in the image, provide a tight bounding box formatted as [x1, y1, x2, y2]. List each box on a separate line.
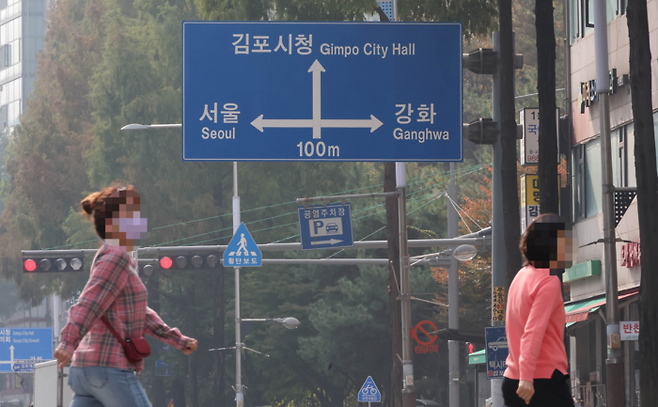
[68, 366, 151, 407]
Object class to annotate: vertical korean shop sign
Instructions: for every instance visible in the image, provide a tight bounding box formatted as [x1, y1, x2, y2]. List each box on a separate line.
[182, 22, 463, 162]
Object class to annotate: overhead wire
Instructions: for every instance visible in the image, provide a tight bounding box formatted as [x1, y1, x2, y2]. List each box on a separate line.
[45, 163, 492, 250]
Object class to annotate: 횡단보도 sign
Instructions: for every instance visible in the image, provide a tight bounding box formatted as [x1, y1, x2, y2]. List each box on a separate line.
[182, 22, 463, 162]
[224, 223, 262, 267]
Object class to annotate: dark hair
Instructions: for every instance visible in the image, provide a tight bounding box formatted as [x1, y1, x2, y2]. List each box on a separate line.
[81, 184, 139, 239]
[519, 213, 568, 267]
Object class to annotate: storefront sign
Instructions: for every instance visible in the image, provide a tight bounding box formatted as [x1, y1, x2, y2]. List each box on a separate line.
[620, 320, 639, 341]
[519, 108, 560, 166]
[621, 242, 641, 268]
[520, 174, 539, 233]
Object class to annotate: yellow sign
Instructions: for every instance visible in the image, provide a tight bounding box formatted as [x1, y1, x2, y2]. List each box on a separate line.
[520, 174, 540, 207]
[492, 286, 506, 322]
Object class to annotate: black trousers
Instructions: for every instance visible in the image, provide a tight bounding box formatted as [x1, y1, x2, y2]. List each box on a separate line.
[502, 369, 575, 407]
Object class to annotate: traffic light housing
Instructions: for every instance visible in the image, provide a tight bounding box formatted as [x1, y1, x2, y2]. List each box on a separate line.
[156, 250, 221, 271]
[22, 255, 84, 273]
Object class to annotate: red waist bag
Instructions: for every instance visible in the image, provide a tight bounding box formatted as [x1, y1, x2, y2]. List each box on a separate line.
[100, 316, 151, 363]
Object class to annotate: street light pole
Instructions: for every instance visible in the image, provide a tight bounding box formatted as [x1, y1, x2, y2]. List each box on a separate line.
[232, 161, 244, 407]
[592, 1, 624, 405]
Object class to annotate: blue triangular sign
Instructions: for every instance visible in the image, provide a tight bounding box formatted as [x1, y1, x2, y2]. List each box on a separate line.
[358, 376, 381, 403]
[224, 223, 262, 267]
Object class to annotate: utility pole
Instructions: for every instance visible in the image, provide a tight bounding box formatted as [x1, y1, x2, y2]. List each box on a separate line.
[463, 32, 523, 407]
[592, 0, 624, 405]
[447, 163, 460, 407]
[396, 163, 416, 407]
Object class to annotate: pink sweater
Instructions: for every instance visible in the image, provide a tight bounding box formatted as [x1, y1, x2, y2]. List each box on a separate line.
[504, 265, 568, 382]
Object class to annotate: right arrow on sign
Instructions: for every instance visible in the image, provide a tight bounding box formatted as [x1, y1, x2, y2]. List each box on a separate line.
[250, 60, 383, 138]
[310, 239, 344, 246]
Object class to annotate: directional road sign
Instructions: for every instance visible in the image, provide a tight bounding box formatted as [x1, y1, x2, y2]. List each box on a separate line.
[155, 360, 172, 377]
[183, 22, 463, 162]
[358, 376, 381, 403]
[224, 223, 262, 267]
[0, 328, 53, 373]
[298, 203, 353, 250]
[484, 326, 508, 379]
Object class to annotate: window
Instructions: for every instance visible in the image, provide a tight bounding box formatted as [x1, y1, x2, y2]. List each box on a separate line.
[569, 0, 616, 42]
[4, 43, 11, 67]
[585, 138, 602, 217]
[573, 144, 587, 220]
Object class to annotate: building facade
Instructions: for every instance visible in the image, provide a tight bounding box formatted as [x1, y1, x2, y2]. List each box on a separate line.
[0, 0, 48, 132]
[565, 0, 658, 404]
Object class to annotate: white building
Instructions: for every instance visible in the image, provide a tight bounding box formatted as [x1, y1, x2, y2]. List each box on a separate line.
[564, 0, 658, 404]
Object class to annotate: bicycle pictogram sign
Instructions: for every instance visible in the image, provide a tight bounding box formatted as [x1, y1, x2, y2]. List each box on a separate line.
[357, 376, 381, 403]
[411, 320, 438, 346]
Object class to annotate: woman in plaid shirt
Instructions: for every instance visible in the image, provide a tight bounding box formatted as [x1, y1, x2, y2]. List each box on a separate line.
[54, 185, 198, 407]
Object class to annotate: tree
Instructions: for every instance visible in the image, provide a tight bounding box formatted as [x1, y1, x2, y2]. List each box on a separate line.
[626, 0, 658, 403]
[498, 0, 524, 285]
[535, 0, 559, 215]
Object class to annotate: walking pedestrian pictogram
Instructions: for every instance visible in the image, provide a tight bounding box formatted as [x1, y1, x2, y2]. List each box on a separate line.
[224, 223, 262, 267]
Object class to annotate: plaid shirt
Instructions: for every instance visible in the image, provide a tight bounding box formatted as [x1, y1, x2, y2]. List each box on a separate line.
[57, 244, 190, 372]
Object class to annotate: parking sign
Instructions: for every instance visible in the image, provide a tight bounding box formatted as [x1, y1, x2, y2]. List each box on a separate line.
[298, 203, 354, 250]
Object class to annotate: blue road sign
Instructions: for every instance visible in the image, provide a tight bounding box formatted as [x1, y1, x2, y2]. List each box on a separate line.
[183, 22, 463, 162]
[484, 326, 509, 379]
[155, 360, 172, 377]
[298, 204, 354, 250]
[358, 376, 381, 403]
[0, 328, 53, 373]
[224, 223, 262, 267]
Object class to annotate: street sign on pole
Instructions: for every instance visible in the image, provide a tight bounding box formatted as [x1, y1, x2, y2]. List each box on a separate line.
[298, 203, 354, 250]
[224, 223, 262, 267]
[484, 326, 508, 379]
[183, 22, 463, 162]
[0, 328, 53, 373]
[358, 376, 381, 403]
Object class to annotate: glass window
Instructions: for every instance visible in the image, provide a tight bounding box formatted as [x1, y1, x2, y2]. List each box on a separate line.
[585, 138, 602, 217]
[654, 112, 658, 168]
[573, 144, 587, 220]
[569, 0, 580, 43]
[625, 123, 636, 187]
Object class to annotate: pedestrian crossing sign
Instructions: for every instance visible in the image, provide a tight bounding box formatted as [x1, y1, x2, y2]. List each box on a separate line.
[224, 223, 262, 267]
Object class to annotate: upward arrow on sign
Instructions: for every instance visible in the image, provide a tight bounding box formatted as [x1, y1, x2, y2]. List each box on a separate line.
[250, 60, 383, 138]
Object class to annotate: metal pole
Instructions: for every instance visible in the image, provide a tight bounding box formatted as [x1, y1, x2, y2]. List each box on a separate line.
[447, 162, 460, 407]
[392, 0, 397, 21]
[592, 1, 624, 405]
[490, 31, 506, 407]
[396, 162, 416, 407]
[233, 161, 244, 407]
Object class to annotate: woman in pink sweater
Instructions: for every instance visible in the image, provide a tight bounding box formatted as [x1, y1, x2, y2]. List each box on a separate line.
[503, 214, 575, 406]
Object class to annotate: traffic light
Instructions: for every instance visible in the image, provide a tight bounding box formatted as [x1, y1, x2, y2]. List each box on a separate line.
[22, 255, 85, 273]
[138, 259, 156, 277]
[152, 248, 221, 271]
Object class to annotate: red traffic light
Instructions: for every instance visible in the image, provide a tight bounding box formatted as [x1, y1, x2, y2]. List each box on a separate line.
[468, 343, 474, 354]
[160, 256, 173, 270]
[23, 259, 37, 272]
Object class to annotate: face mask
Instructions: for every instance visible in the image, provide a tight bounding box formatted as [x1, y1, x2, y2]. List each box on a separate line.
[117, 212, 148, 240]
